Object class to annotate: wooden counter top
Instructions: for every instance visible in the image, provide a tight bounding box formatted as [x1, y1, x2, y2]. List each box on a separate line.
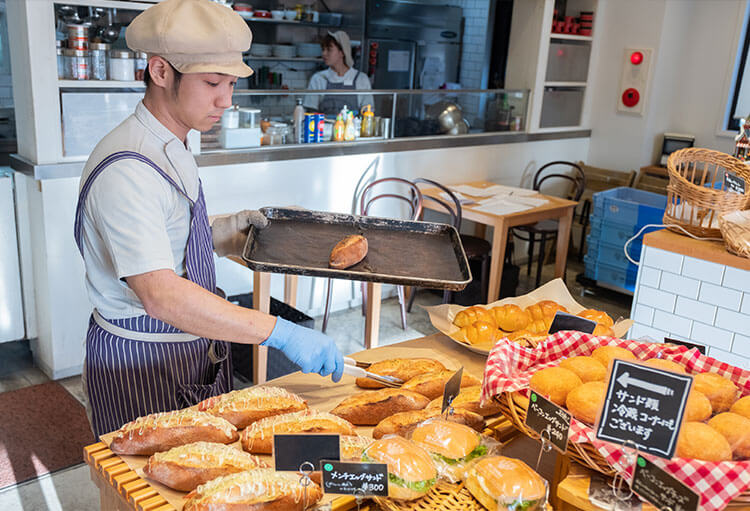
[643, 229, 750, 272]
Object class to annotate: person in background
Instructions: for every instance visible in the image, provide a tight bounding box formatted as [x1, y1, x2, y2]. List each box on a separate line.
[305, 31, 374, 116]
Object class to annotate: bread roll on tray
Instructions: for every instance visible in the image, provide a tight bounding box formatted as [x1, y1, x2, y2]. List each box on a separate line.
[692, 372, 738, 413]
[329, 235, 368, 269]
[183, 468, 323, 511]
[578, 309, 614, 328]
[143, 442, 266, 492]
[676, 422, 732, 462]
[240, 410, 356, 454]
[110, 409, 238, 455]
[559, 356, 606, 383]
[197, 386, 307, 429]
[465, 456, 548, 511]
[458, 320, 500, 346]
[529, 367, 582, 406]
[505, 330, 548, 348]
[525, 300, 567, 321]
[355, 358, 446, 389]
[490, 304, 531, 332]
[426, 385, 503, 417]
[331, 388, 430, 425]
[362, 436, 438, 501]
[373, 407, 485, 439]
[401, 370, 481, 399]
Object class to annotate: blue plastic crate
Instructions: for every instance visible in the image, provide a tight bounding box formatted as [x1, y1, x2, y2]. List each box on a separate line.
[588, 217, 659, 247]
[588, 238, 642, 271]
[584, 254, 638, 293]
[593, 187, 667, 227]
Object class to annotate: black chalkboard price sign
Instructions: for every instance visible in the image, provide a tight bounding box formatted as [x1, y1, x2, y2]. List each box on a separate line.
[724, 171, 746, 195]
[441, 367, 464, 413]
[596, 360, 693, 459]
[273, 434, 340, 471]
[524, 390, 571, 453]
[547, 311, 597, 335]
[632, 455, 699, 511]
[320, 460, 389, 497]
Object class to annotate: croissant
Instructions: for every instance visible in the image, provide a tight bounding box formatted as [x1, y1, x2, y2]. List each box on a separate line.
[525, 300, 567, 321]
[458, 320, 500, 345]
[453, 306, 495, 328]
[490, 304, 531, 332]
[526, 317, 553, 335]
[578, 309, 614, 328]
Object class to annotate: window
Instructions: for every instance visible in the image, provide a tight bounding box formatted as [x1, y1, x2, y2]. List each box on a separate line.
[728, 5, 750, 131]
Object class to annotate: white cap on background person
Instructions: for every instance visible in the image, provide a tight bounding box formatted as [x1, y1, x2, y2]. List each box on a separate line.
[126, 0, 254, 77]
[328, 30, 353, 68]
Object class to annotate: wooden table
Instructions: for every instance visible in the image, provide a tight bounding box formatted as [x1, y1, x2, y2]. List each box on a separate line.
[422, 181, 578, 303]
[83, 333, 513, 511]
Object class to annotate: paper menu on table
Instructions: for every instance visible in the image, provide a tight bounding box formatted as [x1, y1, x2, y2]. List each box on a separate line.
[471, 201, 532, 216]
[439, 191, 476, 205]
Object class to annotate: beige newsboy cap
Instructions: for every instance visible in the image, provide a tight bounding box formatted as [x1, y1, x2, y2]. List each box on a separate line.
[126, 0, 253, 77]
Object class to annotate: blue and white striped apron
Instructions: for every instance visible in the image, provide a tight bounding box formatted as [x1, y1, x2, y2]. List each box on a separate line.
[74, 151, 232, 437]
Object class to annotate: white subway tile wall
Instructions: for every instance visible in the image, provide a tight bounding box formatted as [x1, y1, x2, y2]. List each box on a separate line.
[453, 0, 491, 121]
[630, 245, 750, 368]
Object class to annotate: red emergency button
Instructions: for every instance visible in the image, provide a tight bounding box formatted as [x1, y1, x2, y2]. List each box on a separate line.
[622, 88, 640, 107]
[630, 51, 644, 65]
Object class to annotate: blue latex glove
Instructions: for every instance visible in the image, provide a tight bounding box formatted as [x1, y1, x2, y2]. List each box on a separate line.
[262, 317, 344, 382]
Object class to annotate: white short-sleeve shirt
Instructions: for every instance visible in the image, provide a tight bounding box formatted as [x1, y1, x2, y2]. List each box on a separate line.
[304, 67, 374, 110]
[78, 101, 200, 319]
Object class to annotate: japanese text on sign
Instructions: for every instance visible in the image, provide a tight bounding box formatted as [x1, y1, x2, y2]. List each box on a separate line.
[525, 391, 571, 453]
[596, 360, 692, 459]
[321, 460, 389, 497]
[632, 455, 699, 511]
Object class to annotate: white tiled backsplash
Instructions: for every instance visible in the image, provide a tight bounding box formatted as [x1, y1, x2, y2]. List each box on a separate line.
[629, 245, 750, 369]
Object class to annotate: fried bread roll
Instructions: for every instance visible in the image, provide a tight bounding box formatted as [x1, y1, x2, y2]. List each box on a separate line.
[685, 390, 712, 422]
[426, 385, 503, 417]
[401, 370, 481, 399]
[331, 388, 430, 425]
[708, 412, 750, 458]
[676, 422, 732, 462]
[329, 234, 368, 269]
[693, 373, 738, 413]
[362, 436, 437, 501]
[240, 410, 357, 454]
[373, 407, 485, 439]
[465, 456, 548, 511]
[183, 469, 323, 511]
[578, 309, 614, 328]
[453, 306, 496, 328]
[643, 358, 686, 374]
[197, 386, 307, 429]
[490, 304, 531, 332]
[529, 367, 582, 406]
[591, 345, 636, 368]
[730, 395, 750, 419]
[143, 442, 267, 492]
[525, 300, 567, 321]
[566, 381, 606, 425]
[458, 321, 500, 346]
[110, 410, 238, 455]
[559, 356, 606, 383]
[355, 358, 446, 389]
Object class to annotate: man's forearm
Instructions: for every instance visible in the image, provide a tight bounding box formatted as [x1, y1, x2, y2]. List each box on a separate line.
[126, 269, 276, 344]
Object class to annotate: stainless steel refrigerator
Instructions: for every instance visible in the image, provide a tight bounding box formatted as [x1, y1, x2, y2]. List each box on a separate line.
[366, 0, 463, 90]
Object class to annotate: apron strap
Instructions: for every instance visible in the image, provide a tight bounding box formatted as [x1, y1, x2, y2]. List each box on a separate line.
[92, 309, 200, 342]
[74, 151, 192, 256]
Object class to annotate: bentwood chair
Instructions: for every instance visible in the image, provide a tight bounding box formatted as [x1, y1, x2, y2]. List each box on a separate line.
[512, 161, 586, 287]
[321, 177, 423, 333]
[406, 178, 492, 310]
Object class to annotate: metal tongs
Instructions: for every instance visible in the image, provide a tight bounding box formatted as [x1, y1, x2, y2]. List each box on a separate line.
[343, 357, 404, 388]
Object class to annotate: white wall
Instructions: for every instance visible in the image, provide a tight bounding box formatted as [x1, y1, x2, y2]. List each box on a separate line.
[586, 0, 746, 170]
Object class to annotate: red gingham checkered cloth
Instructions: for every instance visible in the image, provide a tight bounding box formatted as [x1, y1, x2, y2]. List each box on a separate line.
[481, 331, 750, 511]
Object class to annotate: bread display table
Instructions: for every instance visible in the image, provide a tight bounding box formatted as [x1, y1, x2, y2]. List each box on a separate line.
[83, 334, 516, 511]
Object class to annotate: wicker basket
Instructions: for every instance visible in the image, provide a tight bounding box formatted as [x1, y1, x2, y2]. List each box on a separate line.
[374, 482, 485, 511]
[719, 210, 750, 258]
[665, 148, 750, 237]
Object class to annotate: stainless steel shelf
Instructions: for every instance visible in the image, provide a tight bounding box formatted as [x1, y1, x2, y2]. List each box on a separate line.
[246, 56, 322, 62]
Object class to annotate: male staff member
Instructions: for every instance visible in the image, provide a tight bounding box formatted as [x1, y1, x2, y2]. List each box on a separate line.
[74, 0, 343, 437]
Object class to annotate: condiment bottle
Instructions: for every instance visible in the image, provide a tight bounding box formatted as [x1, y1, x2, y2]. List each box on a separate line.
[344, 111, 356, 141]
[333, 113, 345, 141]
[360, 104, 375, 137]
[293, 98, 305, 144]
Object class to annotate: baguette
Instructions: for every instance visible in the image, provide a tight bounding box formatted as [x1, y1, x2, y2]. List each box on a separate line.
[197, 386, 307, 429]
[355, 358, 446, 389]
[183, 469, 323, 511]
[426, 385, 503, 417]
[401, 370, 482, 400]
[331, 388, 430, 425]
[373, 407, 485, 439]
[329, 235, 368, 269]
[110, 409, 238, 455]
[143, 442, 267, 492]
[240, 410, 357, 454]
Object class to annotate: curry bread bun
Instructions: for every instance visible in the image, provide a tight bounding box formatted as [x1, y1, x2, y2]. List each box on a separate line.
[731, 395, 750, 419]
[566, 381, 606, 425]
[676, 422, 732, 462]
[362, 436, 437, 501]
[707, 412, 750, 458]
[411, 419, 488, 481]
[466, 456, 547, 511]
[558, 356, 606, 383]
[692, 372, 738, 413]
[529, 367, 582, 406]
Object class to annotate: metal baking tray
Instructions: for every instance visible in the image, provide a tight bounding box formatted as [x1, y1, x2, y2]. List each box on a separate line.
[241, 208, 471, 290]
